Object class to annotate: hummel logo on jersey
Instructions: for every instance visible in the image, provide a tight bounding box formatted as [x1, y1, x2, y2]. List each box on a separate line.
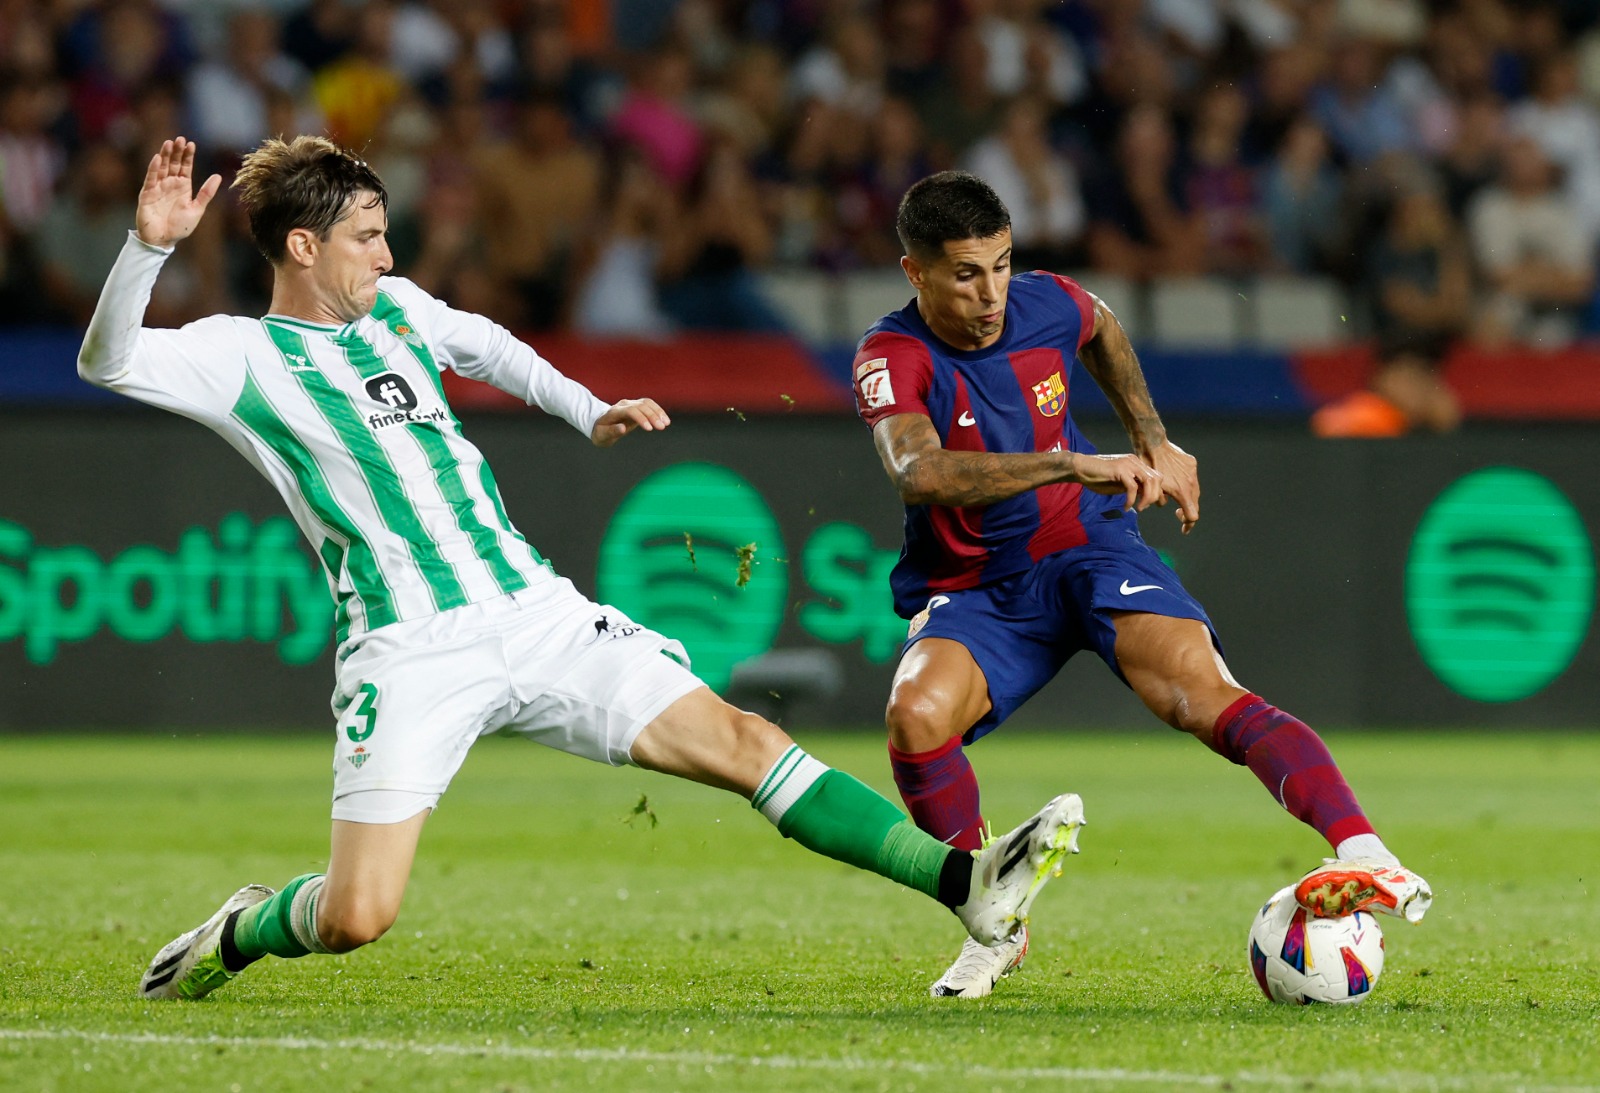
[1119, 580, 1163, 595]
[284, 353, 313, 372]
[958, 411, 976, 427]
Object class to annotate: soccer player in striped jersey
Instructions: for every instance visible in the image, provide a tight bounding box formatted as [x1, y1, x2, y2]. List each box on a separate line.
[89, 137, 1086, 1002]
[854, 172, 1432, 999]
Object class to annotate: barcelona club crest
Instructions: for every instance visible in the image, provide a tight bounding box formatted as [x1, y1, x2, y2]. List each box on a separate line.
[1033, 371, 1067, 417]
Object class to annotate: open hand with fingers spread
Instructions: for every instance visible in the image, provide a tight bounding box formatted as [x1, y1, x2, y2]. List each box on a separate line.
[591, 398, 672, 447]
[136, 137, 222, 249]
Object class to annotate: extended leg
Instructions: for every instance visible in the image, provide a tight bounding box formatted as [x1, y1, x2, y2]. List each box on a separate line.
[1112, 611, 1430, 921]
[629, 686, 1081, 946]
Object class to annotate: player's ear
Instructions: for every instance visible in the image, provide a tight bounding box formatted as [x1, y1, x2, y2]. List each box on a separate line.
[283, 227, 318, 268]
[900, 253, 924, 290]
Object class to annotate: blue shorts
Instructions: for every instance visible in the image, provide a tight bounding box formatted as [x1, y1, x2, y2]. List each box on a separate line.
[903, 521, 1220, 743]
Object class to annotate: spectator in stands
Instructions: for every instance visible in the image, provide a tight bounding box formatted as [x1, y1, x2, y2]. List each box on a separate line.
[282, 0, 357, 75]
[697, 44, 788, 160]
[1309, 37, 1414, 165]
[917, 24, 1004, 167]
[474, 89, 601, 330]
[1085, 104, 1205, 280]
[882, 0, 948, 101]
[1314, 179, 1470, 437]
[188, 9, 310, 154]
[790, 13, 885, 121]
[61, 0, 192, 145]
[1262, 116, 1342, 274]
[657, 137, 787, 332]
[1468, 135, 1596, 347]
[964, 95, 1085, 272]
[572, 152, 675, 337]
[968, 0, 1086, 108]
[312, 0, 404, 148]
[404, 167, 507, 321]
[1246, 43, 1325, 159]
[0, 74, 65, 236]
[609, 45, 705, 191]
[516, 10, 615, 135]
[1507, 51, 1600, 250]
[38, 142, 137, 325]
[1438, 92, 1506, 222]
[1181, 83, 1265, 276]
[830, 96, 933, 269]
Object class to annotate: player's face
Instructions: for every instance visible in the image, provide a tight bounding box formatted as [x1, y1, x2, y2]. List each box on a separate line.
[313, 193, 393, 322]
[903, 230, 1012, 351]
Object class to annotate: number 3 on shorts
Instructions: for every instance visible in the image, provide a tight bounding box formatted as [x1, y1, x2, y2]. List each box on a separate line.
[345, 683, 379, 742]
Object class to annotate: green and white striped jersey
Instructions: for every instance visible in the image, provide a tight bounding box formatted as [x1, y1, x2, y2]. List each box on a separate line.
[79, 232, 610, 645]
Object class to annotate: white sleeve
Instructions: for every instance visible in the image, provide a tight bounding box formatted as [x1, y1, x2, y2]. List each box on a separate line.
[77, 231, 247, 423]
[381, 277, 609, 438]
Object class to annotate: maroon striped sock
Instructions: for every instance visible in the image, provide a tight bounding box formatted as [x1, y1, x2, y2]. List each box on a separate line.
[888, 736, 985, 852]
[1210, 693, 1376, 850]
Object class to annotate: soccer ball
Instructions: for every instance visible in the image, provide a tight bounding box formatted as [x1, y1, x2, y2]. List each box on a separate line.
[1247, 885, 1384, 1005]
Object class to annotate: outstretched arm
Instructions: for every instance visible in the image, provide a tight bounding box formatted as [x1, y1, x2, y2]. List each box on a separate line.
[80, 137, 226, 394]
[872, 411, 1163, 511]
[1077, 299, 1200, 533]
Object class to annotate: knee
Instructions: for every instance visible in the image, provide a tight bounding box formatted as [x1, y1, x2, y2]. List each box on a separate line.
[885, 685, 961, 754]
[316, 893, 399, 953]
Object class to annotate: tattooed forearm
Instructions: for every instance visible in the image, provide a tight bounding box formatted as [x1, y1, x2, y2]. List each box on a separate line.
[874, 414, 1077, 507]
[1077, 301, 1167, 454]
[900, 448, 1079, 506]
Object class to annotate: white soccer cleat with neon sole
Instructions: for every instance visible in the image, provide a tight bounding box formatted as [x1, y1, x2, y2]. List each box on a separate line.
[929, 927, 1029, 999]
[954, 793, 1084, 946]
[140, 884, 275, 1000]
[1294, 859, 1432, 923]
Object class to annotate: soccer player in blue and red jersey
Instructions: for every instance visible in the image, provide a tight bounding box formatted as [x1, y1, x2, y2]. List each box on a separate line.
[855, 172, 1433, 999]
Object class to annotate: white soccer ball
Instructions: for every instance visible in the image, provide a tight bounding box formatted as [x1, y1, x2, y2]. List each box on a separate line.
[1247, 884, 1384, 1005]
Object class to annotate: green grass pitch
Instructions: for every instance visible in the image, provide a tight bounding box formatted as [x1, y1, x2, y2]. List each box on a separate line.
[2, 729, 1596, 1092]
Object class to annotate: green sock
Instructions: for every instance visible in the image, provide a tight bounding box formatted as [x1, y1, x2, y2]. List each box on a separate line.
[230, 873, 329, 962]
[752, 745, 955, 901]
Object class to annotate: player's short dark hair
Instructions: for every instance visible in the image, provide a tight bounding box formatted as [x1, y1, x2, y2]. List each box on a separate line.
[232, 135, 388, 264]
[895, 171, 1011, 261]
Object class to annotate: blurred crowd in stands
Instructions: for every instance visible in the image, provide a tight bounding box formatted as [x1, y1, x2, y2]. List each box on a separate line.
[3, 0, 1600, 374]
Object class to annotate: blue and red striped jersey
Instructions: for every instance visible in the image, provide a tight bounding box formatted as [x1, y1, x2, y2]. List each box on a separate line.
[854, 270, 1124, 618]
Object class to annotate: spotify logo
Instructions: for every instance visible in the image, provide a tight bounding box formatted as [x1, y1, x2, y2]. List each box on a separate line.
[596, 463, 788, 690]
[1406, 468, 1595, 703]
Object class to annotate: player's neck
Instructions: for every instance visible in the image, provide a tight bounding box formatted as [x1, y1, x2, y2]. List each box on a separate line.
[915, 298, 1004, 352]
[266, 277, 360, 328]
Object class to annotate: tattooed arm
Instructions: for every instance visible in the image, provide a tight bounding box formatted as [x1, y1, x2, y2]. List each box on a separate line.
[1077, 299, 1201, 532]
[872, 411, 1163, 511]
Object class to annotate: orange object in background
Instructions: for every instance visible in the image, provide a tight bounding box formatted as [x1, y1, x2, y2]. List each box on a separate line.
[1310, 390, 1409, 438]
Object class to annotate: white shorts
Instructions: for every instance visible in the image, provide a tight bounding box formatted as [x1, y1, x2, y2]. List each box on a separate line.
[327, 576, 703, 824]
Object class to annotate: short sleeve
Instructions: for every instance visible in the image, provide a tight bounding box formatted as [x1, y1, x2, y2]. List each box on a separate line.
[1046, 273, 1098, 351]
[853, 330, 936, 429]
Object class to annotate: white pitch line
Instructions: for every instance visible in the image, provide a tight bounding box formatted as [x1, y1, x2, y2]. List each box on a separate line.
[1, 1027, 1594, 1092]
